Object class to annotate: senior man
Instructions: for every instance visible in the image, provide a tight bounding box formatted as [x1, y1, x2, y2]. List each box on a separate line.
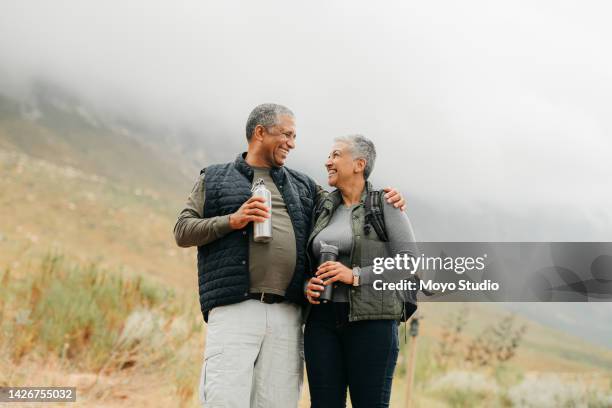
[174, 103, 405, 408]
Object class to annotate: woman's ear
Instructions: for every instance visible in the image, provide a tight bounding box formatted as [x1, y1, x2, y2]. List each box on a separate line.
[354, 158, 366, 175]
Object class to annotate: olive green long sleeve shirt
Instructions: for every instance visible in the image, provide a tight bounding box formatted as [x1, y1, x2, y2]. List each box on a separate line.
[173, 172, 233, 248]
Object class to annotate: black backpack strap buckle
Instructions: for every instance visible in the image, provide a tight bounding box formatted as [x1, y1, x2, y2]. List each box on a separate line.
[364, 189, 389, 242]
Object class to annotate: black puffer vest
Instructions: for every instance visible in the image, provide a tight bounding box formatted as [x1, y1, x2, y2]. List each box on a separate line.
[197, 153, 316, 321]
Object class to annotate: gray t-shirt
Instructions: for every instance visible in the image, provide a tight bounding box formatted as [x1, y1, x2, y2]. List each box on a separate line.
[311, 200, 417, 302]
[311, 204, 356, 301]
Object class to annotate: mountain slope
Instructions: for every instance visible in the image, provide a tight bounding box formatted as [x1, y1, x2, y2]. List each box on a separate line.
[0, 83, 200, 199]
[0, 148, 195, 290]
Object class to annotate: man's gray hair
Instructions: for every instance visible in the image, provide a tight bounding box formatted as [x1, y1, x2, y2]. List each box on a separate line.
[245, 103, 294, 141]
[334, 134, 377, 179]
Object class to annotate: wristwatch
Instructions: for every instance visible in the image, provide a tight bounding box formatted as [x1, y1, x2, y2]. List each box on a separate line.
[352, 266, 361, 287]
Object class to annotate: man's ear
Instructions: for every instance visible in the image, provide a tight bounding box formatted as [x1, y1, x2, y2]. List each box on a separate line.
[253, 124, 266, 142]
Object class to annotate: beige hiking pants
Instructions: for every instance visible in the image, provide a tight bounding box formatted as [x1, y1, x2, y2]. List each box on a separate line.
[199, 299, 304, 408]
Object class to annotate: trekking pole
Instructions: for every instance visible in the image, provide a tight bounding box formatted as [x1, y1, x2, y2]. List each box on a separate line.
[404, 313, 421, 408]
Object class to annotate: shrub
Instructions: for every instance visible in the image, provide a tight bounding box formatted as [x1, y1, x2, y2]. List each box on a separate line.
[427, 370, 499, 407]
[507, 374, 612, 408]
[1, 254, 199, 373]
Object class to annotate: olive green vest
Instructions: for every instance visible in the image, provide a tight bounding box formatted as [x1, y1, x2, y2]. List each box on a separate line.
[307, 182, 415, 322]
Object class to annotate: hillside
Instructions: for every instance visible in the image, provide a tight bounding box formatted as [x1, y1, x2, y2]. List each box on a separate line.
[4, 144, 609, 373]
[0, 84, 201, 199]
[416, 302, 612, 373]
[0, 148, 195, 289]
[0, 85, 205, 290]
[0, 85, 610, 406]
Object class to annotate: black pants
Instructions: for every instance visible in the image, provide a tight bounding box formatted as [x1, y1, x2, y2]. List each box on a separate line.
[304, 303, 399, 408]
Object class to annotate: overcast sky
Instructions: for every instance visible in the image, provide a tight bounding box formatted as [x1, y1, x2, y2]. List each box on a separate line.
[1, 0, 611, 240]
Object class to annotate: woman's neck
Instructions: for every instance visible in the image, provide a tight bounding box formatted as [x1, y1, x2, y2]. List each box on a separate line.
[339, 178, 365, 207]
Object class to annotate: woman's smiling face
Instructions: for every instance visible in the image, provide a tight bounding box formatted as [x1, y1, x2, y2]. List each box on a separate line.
[325, 141, 360, 187]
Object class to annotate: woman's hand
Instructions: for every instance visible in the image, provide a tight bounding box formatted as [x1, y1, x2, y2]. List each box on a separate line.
[306, 277, 325, 304]
[316, 261, 354, 285]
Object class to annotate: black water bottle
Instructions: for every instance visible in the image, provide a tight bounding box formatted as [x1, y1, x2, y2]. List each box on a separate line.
[318, 242, 338, 303]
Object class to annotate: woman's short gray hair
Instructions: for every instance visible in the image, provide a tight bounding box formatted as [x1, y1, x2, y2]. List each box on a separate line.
[246, 103, 294, 141]
[334, 134, 376, 179]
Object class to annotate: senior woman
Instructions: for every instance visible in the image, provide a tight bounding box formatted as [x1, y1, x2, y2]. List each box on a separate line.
[304, 134, 418, 408]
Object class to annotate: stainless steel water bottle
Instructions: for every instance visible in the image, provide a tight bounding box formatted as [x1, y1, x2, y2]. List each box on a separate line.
[251, 178, 272, 243]
[318, 242, 338, 303]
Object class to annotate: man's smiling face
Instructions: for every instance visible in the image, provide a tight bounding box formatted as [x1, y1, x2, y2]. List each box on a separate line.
[260, 114, 296, 167]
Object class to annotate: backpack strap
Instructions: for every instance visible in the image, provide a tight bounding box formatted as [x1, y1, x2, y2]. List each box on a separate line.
[364, 190, 389, 242]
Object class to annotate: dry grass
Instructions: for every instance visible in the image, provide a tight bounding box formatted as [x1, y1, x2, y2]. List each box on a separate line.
[0, 254, 204, 407]
[0, 149, 195, 291]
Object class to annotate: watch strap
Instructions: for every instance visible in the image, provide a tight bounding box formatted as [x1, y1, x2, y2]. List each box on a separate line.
[352, 266, 361, 286]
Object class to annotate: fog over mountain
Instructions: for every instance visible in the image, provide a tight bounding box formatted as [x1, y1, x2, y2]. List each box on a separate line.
[2, 0, 611, 241]
[2, 0, 611, 234]
[1, 1, 611, 344]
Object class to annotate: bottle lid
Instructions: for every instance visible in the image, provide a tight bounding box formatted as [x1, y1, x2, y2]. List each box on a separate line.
[251, 178, 266, 192]
[319, 241, 339, 255]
